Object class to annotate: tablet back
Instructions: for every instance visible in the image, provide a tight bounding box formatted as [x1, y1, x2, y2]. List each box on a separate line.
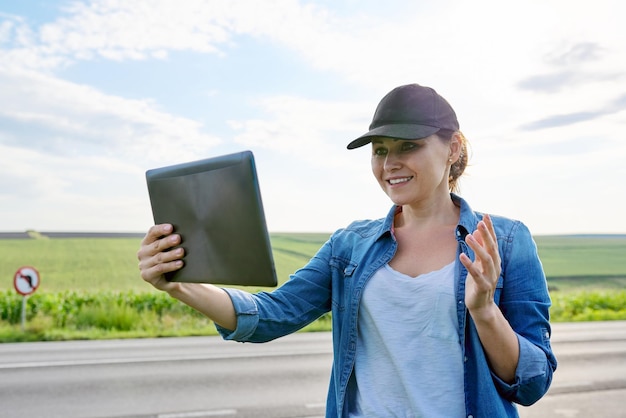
[145, 151, 277, 287]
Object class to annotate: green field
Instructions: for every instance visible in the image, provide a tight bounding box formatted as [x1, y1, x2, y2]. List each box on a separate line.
[1, 233, 625, 293]
[534, 235, 626, 291]
[0, 233, 334, 293]
[0, 233, 625, 342]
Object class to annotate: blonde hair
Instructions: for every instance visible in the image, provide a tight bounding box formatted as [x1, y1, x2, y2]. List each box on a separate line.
[438, 130, 469, 193]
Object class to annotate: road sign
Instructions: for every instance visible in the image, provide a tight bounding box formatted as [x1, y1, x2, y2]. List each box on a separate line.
[14, 266, 40, 296]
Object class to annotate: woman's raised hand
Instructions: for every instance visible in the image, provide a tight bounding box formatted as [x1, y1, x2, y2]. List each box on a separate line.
[460, 214, 502, 318]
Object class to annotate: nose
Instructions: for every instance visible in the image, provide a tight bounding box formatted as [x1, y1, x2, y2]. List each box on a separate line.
[383, 152, 401, 171]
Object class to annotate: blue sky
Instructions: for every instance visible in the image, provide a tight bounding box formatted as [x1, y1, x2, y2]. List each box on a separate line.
[0, 0, 624, 234]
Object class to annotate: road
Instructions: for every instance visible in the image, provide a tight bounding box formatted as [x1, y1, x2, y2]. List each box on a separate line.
[518, 320, 626, 418]
[0, 321, 625, 418]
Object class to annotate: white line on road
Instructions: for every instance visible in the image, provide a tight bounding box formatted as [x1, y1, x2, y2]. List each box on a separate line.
[158, 410, 237, 418]
[0, 350, 331, 370]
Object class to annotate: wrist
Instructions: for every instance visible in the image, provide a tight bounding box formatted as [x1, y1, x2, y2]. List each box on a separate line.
[468, 301, 500, 325]
[165, 281, 187, 299]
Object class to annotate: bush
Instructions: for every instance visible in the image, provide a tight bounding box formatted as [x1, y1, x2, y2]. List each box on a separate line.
[2, 289, 624, 342]
[0, 291, 23, 323]
[550, 290, 626, 322]
[0, 289, 217, 341]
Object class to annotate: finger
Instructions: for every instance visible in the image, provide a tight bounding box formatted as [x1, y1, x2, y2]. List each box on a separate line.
[474, 218, 499, 265]
[476, 222, 496, 261]
[464, 234, 488, 271]
[141, 224, 174, 247]
[155, 245, 185, 264]
[459, 252, 474, 273]
[138, 229, 180, 261]
[157, 233, 182, 254]
[483, 213, 495, 234]
[138, 246, 184, 276]
[480, 215, 497, 251]
[480, 215, 502, 274]
[464, 233, 496, 285]
[138, 242, 184, 271]
[465, 233, 489, 260]
[137, 225, 167, 260]
[459, 251, 487, 290]
[140, 258, 184, 283]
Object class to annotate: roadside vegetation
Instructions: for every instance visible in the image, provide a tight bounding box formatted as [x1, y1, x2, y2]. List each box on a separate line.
[0, 233, 624, 342]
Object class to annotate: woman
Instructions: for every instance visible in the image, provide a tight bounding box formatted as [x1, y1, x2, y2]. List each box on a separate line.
[137, 83, 557, 417]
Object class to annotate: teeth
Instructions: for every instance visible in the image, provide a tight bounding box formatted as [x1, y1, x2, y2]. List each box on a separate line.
[389, 177, 412, 185]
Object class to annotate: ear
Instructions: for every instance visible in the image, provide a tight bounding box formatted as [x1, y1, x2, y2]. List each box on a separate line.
[447, 132, 462, 163]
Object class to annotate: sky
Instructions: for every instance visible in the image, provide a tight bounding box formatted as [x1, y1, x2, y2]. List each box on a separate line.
[0, 0, 624, 235]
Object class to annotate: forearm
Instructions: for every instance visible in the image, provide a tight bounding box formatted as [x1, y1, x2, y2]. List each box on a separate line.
[167, 283, 237, 330]
[470, 303, 520, 383]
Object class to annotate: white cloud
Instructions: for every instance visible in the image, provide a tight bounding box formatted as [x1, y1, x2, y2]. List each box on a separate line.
[0, 141, 154, 231]
[229, 95, 369, 168]
[0, 68, 222, 162]
[43, 0, 232, 59]
[0, 0, 624, 234]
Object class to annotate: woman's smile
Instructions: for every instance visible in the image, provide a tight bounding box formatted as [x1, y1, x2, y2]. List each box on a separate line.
[388, 176, 413, 186]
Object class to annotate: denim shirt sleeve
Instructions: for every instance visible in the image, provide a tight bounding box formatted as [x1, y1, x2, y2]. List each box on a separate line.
[215, 237, 335, 343]
[491, 220, 558, 406]
[215, 288, 260, 341]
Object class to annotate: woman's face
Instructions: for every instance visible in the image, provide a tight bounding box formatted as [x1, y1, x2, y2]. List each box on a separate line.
[370, 135, 455, 207]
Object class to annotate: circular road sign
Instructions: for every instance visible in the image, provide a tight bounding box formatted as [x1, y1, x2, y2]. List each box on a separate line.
[14, 266, 41, 296]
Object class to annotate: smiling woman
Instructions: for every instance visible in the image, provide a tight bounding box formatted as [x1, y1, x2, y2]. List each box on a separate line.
[136, 83, 557, 418]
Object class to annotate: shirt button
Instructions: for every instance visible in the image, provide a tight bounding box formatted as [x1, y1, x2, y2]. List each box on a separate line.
[468, 415, 474, 418]
[464, 356, 468, 362]
[545, 331, 550, 339]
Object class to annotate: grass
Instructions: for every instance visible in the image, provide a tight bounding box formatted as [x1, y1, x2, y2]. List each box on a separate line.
[0, 290, 217, 342]
[2, 233, 624, 293]
[534, 235, 626, 292]
[0, 238, 144, 292]
[551, 290, 626, 322]
[0, 232, 334, 342]
[0, 233, 624, 342]
[0, 233, 331, 293]
[534, 235, 626, 277]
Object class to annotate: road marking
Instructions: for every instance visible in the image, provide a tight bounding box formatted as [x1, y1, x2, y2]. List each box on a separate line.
[158, 410, 237, 418]
[553, 380, 594, 388]
[554, 409, 580, 418]
[0, 350, 331, 370]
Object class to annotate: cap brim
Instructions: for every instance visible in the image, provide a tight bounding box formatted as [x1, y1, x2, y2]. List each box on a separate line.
[347, 124, 440, 149]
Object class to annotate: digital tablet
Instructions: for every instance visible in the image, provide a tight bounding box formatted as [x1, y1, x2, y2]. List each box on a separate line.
[145, 150, 277, 287]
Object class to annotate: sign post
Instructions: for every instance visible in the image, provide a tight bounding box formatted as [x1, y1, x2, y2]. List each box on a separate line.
[13, 266, 41, 331]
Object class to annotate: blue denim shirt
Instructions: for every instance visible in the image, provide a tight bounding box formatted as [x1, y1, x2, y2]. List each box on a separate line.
[217, 194, 557, 417]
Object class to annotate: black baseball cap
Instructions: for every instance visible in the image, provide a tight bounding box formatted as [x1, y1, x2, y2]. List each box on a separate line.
[347, 84, 459, 149]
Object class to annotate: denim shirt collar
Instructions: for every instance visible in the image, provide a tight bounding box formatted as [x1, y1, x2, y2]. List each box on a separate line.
[377, 193, 481, 242]
[454, 193, 483, 242]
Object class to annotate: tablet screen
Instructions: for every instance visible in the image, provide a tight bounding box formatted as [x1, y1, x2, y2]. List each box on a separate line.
[146, 151, 277, 287]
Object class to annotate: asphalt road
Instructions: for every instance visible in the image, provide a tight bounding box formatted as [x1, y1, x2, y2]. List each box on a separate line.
[518, 320, 626, 418]
[1, 321, 625, 418]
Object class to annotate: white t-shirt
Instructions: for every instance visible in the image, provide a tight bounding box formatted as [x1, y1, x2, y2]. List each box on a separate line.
[351, 261, 465, 417]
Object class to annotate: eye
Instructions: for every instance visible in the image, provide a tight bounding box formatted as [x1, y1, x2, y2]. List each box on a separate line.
[400, 141, 418, 152]
[372, 146, 388, 156]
